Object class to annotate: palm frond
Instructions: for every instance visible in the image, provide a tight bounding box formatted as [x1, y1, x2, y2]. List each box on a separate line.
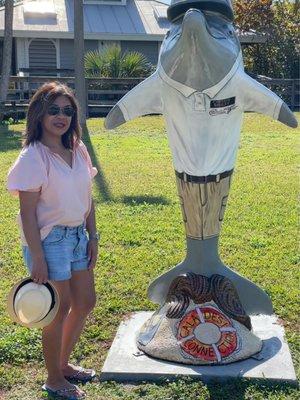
[84, 50, 106, 77]
[84, 45, 152, 78]
[121, 51, 152, 77]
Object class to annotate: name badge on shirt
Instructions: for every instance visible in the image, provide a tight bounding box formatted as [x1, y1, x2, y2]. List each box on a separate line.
[209, 97, 237, 116]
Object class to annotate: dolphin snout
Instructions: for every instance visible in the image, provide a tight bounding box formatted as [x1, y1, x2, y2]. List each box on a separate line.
[182, 8, 207, 37]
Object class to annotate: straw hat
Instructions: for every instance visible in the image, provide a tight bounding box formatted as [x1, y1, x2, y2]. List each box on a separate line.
[167, 0, 234, 22]
[7, 278, 60, 329]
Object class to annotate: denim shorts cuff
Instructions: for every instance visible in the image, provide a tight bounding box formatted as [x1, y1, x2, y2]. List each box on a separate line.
[48, 273, 72, 282]
[72, 260, 89, 272]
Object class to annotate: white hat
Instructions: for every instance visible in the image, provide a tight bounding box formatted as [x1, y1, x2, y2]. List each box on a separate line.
[7, 278, 60, 329]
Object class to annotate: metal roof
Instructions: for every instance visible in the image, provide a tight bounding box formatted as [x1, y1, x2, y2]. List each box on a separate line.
[0, 0, 266, 43]
[0, 0, 170, 40]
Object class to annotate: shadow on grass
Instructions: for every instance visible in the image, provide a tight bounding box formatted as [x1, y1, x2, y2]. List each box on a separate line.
[82, 124, 114, 203]
[112, 378, 298, 400]
[82, 124, 170, 207]
[0, 126, 23, 152]
[204, 378, 298, 399]
[122, 195, 170, 206]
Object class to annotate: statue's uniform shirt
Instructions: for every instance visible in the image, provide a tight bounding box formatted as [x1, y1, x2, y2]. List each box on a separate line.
[118, 55, 283, 176]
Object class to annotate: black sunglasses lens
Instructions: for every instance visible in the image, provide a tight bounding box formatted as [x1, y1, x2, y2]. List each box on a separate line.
[63, 107, 75, 117]
[47, 106, 75, 117]
[48, 106, 60, 116]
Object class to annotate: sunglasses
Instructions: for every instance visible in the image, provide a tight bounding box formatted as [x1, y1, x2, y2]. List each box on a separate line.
[47, 105, 75, 117]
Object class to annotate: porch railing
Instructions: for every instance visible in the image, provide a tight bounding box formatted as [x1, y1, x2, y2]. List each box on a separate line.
[2, 75, 299, 120]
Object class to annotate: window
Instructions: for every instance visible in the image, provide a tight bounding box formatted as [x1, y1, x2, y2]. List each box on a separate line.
[153, 6, 168, 22]
[23, 1, 57, 19]
[28, 38, 57, 76]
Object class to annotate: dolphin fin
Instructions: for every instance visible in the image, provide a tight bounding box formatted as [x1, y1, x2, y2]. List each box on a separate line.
[278, 102, 298, 128]
[105, 105, 126, 130]
[105, 71, 162, 130]
[242, 74, 298, 128]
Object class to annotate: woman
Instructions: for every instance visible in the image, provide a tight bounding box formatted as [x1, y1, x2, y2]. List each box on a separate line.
[7, 82, 99, 400]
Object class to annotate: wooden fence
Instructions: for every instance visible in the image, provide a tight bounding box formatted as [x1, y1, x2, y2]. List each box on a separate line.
[1, 75, 299, 120]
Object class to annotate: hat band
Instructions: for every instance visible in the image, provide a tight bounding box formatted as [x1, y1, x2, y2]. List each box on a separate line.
[168, 1, 234, 22]
[13, 280, 56, 323]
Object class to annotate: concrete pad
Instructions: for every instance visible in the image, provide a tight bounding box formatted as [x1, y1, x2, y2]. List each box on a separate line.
[100, 312, 297, 384]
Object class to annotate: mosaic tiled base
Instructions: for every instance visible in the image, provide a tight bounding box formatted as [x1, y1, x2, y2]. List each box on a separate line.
[137, 273, 262, 365]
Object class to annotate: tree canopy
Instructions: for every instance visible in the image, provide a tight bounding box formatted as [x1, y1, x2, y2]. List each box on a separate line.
[0, 0, 20, 6]
[234, 0, 299, 79]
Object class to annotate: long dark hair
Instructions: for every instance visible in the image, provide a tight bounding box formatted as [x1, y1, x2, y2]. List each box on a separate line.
[23, 81, 81, 149]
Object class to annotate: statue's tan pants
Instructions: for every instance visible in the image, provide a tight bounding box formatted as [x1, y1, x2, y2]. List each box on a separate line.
[176, 174, 232, 240]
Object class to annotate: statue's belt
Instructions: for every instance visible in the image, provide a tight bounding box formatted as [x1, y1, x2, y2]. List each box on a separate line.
[175, 169, 233, 184]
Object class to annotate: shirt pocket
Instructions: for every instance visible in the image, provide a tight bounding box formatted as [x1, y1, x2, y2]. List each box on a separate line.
[219, 196, 228, 222]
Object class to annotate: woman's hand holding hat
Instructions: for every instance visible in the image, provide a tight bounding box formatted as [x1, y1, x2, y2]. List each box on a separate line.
[31, 255, 49, 284]
[7, 277, 60, 328]
[87, 238, 98, 270]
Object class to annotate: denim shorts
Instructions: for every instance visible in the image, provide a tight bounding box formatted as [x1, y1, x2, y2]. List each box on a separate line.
[22, 224, 89, 281]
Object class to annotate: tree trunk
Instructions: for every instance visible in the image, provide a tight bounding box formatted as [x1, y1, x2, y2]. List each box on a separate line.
[0, 0, 14, 123]
[74, 0, 87, 127]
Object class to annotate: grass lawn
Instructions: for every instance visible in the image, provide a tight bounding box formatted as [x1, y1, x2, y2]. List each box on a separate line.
[0, 114, 299, 399]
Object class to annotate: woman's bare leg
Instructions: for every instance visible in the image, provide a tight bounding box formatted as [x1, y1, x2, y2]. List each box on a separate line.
[60, 269, 96, 374]
[42, 280, 84, 396]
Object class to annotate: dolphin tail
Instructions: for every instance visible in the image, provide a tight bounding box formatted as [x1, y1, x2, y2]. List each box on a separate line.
[105, 71, 162, 130]
[147, 258, 274, 316]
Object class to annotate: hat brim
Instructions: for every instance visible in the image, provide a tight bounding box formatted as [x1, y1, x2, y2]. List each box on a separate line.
[167, 0, 234, 23]
[7, 277, 60, 329]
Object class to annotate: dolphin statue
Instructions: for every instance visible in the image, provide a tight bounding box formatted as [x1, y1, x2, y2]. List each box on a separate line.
[105, 0, 298, 316]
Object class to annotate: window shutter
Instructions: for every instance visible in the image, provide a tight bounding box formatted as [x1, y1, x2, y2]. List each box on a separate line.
[29, 39, 57, 75]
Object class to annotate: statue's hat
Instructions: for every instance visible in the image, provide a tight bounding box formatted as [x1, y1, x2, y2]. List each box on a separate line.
[167, 0, 234, 23]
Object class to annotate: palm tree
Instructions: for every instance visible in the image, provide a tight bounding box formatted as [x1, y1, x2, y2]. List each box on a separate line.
[84, 45, 152, 78]
[0, 0, 14, 123]
[74, 0, 87, 126]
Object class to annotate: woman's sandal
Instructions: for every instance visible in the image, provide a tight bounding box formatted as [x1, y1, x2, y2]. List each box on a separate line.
[42, 384, 86, 399]
[64, 367, 96, 383]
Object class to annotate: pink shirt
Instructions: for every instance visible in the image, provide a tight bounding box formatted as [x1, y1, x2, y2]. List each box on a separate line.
[7, 140, 98, 246]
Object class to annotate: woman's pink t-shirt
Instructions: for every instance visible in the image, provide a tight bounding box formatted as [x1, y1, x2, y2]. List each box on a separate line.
[6, 140, 98, 246]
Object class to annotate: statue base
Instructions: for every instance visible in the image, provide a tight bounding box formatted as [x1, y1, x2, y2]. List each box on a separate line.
[139, 273, 263, 365]
[137, 300, 262, 365]
[100, 312, 296, 384]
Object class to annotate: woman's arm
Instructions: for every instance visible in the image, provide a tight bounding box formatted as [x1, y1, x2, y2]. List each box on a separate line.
[19, 191, 48, 284]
